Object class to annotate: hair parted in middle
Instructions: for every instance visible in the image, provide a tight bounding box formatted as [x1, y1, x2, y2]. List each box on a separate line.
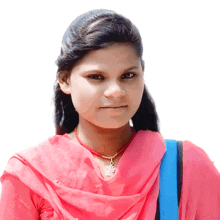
[54, 9, 160, 135]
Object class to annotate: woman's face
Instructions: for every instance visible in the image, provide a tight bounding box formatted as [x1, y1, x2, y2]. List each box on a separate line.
[59, 43, 144, 129]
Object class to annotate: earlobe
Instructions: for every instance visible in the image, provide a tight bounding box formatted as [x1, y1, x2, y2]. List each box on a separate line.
[57, 73, 71, 95]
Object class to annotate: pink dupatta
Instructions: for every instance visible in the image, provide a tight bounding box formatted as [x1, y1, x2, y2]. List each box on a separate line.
[1, 130, 165, 219]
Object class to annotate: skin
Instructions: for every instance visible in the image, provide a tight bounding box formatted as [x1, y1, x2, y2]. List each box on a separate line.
[58, 43, 144, 178]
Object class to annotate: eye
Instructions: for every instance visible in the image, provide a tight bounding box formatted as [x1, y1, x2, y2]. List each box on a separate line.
[121, 73, 136, 79]
[88, 74, 104, 80]
[87, 72, 136, 81]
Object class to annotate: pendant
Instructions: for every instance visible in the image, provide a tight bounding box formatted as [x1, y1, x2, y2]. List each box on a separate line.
[105, 158, 116, 177]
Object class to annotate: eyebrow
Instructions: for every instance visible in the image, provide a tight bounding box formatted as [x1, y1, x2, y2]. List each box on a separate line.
[124, 66, 140, 72]
[83, 66, 140, 74]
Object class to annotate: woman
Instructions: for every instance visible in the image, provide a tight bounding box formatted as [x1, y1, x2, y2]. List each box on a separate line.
[0, 9, 219, 219]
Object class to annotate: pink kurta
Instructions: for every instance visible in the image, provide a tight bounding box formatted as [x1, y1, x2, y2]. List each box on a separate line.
[0, 130, 220, 219]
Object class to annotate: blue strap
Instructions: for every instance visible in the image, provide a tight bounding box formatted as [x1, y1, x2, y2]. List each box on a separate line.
[159, 140, 179, 220]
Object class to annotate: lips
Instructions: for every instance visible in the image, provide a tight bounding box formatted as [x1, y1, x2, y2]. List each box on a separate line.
[101, 105, 127, 108]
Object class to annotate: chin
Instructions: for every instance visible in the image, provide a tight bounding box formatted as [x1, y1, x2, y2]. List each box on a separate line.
[92, 120, 130, 130]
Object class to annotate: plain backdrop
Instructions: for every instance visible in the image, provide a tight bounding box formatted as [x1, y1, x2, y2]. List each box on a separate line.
[1, 0, 220, 194]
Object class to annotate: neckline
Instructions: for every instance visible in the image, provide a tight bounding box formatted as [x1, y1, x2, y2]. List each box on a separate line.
[74, 126, 136, 159]
[63, 130, 138, 182]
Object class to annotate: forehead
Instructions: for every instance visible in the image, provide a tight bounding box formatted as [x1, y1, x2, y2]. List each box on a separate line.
[74, 43, 141, 69]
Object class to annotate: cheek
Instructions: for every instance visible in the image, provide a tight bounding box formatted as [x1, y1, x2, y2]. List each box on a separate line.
[129, 82, 144, 104]
[70, 84, 100, 113]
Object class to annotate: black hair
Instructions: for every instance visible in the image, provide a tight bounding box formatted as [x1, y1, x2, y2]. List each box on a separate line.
[54, 9, 159, 135]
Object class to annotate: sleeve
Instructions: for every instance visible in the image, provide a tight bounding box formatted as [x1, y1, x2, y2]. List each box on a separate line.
[179, 141, 220, 220]
[0, 174, 39, 220]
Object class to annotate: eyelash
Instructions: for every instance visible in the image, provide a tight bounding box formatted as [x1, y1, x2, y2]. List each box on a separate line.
[88, 73, 136, 81]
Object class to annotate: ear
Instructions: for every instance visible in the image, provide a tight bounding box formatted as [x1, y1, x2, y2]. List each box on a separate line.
[57, 72, 71, 95]
[141, 60, 145, 72]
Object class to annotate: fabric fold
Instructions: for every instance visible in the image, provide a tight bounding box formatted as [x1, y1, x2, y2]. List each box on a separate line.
[1, 130, 166, 219]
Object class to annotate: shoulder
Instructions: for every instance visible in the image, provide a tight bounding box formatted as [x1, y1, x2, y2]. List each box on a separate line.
[1, 134, 69, 179]
[182, 140, 218, 171]
[14, 134, 68, 160]
[136, 130, 165, 144]
[133, 130, 165, 157]
[182, 140, 220, 186]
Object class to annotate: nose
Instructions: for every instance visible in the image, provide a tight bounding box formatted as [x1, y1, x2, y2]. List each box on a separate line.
[104, 81, 126, 98]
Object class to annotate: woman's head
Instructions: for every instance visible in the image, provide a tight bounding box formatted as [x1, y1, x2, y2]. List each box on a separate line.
[58, 42, 145, 131]
[54, 9, 159, 134]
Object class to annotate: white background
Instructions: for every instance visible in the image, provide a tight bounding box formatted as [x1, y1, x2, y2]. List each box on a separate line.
[0, 0, 220, 193]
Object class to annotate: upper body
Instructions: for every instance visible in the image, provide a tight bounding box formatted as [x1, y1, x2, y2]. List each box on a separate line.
[1, 9, 219, 220]
[1, 130, 220, 219]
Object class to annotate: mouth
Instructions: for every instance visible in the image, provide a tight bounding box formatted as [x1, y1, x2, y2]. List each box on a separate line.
[100, 105, 128, 115]
[101, 105, 128, 109]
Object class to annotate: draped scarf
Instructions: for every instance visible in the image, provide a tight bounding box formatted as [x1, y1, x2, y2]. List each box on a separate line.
[2, 130, 166, 219]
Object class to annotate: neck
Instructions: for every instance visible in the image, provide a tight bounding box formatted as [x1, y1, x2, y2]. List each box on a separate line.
[70, 118, 134, 157]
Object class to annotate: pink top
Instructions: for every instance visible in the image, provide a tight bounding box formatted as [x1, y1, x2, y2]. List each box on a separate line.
[0, 130, 220, 219]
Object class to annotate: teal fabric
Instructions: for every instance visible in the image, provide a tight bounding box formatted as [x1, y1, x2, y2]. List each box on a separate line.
[159, 140, 179, 220]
